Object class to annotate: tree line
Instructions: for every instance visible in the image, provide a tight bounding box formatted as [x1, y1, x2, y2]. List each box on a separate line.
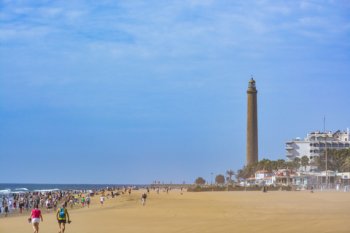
[195, 169, 234, 185]
[194, 149, 350, 185]
[313, 148, 350, 172]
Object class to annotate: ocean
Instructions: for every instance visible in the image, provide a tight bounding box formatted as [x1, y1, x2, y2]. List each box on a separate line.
[0, 183, 138, 194]
[0, 183, 141, 209]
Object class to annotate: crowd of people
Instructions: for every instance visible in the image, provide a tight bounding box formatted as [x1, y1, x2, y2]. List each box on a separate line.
[1, 186, 186, 233]
[0, 190, 92, 217]
[0, 186, 184, 217]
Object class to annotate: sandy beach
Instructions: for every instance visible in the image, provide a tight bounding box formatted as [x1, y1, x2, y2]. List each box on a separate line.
[1, 190, 349, 233]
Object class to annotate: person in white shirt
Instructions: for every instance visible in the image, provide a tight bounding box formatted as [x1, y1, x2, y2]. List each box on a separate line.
[100, 195, 105, 206]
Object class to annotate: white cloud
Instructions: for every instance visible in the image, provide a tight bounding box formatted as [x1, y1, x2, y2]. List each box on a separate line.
[37, 7, 63, 18]
[298, 17, 329, 28]
[12, 7, 34, 15]
[299, 1, 323, 11]
[0, 25, 52, 40]
[0, 0, 349, 60]
[265, 5, 292, 15]
[188, 0, 214, 7]
[64, 10, 87, 22]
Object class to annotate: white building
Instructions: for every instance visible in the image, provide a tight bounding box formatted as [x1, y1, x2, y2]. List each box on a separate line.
[253, 170, 275, 186]
[286, 129, 350, 162]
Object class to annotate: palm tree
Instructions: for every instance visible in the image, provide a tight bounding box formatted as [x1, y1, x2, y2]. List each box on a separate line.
[293, 157, 301, 170]
[257, 159, 272, 171]
[226, 169, 234, 184]
[215, 174, 225, 185]
[341, 156, 350, 172]
[313, 155, 325, 171]
[195, 177, 206, 185]
[301, 156, 309, 171]
[276, 159, 286, 169]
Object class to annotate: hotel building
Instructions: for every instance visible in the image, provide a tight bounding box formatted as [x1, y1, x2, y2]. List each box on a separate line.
[286, 129, 350, 162]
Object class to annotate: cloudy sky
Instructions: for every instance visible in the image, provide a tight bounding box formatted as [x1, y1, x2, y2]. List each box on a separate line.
[1, 0, 350, 184]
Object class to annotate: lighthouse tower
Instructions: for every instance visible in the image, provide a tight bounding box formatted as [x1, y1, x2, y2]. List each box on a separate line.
[246, 78, 258, 166]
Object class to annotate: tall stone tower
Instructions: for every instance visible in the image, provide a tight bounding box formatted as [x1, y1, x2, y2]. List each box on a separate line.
[246, 78, 258, 166]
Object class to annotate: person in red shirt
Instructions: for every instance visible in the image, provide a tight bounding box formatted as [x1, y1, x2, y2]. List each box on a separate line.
[28, 204, 43, 233]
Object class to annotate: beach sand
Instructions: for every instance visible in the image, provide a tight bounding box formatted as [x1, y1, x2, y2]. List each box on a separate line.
[1, 190, 349, 233]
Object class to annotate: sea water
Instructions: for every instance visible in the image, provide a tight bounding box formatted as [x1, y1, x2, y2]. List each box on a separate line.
[0, 183, 139, 209]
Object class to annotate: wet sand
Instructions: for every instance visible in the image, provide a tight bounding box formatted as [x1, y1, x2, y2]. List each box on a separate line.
[1, 190, 349, 233]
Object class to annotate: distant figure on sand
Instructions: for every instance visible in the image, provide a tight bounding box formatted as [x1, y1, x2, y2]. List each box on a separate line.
[69, 199, 74, 209]
[81, 196, 85, 207]
[86, 196, 91, 208]
[141, 193, 147, 206]
[56, 203, 71, 233]
[19, 197, 24, 214]
[29, 204, 43, 233]
[4, 202, 9, 217]
[262, 186, 267, 193]
[100, 195, 105, 206]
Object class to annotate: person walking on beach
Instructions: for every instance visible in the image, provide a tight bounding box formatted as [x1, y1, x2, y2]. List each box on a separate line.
[19, 196, 24, 214]
[69, 198, 74, 209]
[141, 193, 147, 206]
[100, 195, 105, 206]
[4, 201, 9, 217]
[56, 203, 71, 233]
[86, 195, 91, 208]
[28, 204, 43, 233]
[81, 196, 85, 207]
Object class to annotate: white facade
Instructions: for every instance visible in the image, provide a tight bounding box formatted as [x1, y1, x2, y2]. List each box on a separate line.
[255, 170, 273, 180]
[254, 170, 275, 186]
[286, 129, 350, 161]
[338, 172, 350, 179]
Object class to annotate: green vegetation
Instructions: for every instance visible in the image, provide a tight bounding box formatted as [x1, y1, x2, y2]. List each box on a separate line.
[236, 158, 299, 179]
[195, 177, 206, 185]
[187, 185, 292, 192]
[301, 156, 309, 171]
[313, 148, 350, 172]
[226, 170, 234, 184]
[235, 149, 350, 179]
[192, 149, 350, 192]
[215, 174, 225, 185]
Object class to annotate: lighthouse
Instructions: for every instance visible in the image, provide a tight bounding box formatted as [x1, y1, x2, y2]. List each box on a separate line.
[246, 78, 258, 166]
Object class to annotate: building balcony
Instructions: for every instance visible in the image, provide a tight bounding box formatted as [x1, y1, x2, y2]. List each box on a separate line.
[310, 152, 320, 156]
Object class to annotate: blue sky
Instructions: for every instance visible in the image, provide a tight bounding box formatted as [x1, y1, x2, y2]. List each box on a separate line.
[1, 0, 350, 184]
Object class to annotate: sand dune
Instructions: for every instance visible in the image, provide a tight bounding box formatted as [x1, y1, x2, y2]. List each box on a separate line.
[1, 190, 350, 233]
